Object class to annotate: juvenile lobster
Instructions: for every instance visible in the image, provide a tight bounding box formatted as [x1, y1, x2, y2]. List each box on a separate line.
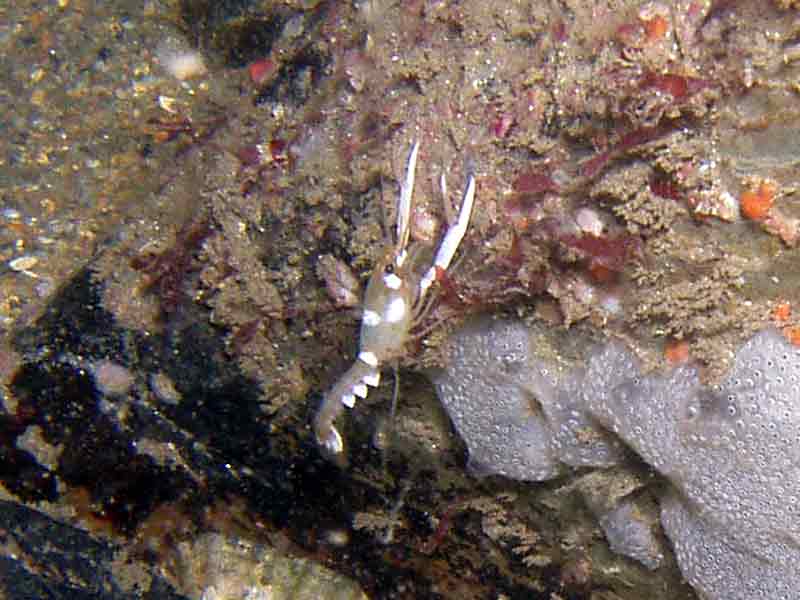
[313, 141, 476, 458]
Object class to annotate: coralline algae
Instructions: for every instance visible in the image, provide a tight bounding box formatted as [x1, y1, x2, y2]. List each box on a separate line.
[432, 319, 800, 599]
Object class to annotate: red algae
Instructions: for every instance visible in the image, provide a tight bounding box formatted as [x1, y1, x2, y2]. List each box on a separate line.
[638, 72, 713, 101]
[579, 126, 671, 178]
[559, 233, 642, 274]
[131, 219, 212, 317]
[513, 169, 560, 196]
[649, 176, 683, 201]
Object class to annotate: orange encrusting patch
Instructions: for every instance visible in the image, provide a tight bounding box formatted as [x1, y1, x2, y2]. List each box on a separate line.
[248, 58, 277, 85]
[642, 15, 669, 42]
[740, 181, 777, 221]
[665, 339, 690, 365]
[772, 300, 791, 323]
[782, 326, 800, 347]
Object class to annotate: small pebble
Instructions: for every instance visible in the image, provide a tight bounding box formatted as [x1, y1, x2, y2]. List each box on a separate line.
[9, 256, 38, 274]
[90, 360, 135, 396]
[156, 38, 207, 81]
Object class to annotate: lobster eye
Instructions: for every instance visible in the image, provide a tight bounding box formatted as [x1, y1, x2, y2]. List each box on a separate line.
[384, 263, 395, 274]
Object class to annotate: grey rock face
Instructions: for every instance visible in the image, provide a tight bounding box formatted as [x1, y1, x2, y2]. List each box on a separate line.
[433, 319, 800, 599]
